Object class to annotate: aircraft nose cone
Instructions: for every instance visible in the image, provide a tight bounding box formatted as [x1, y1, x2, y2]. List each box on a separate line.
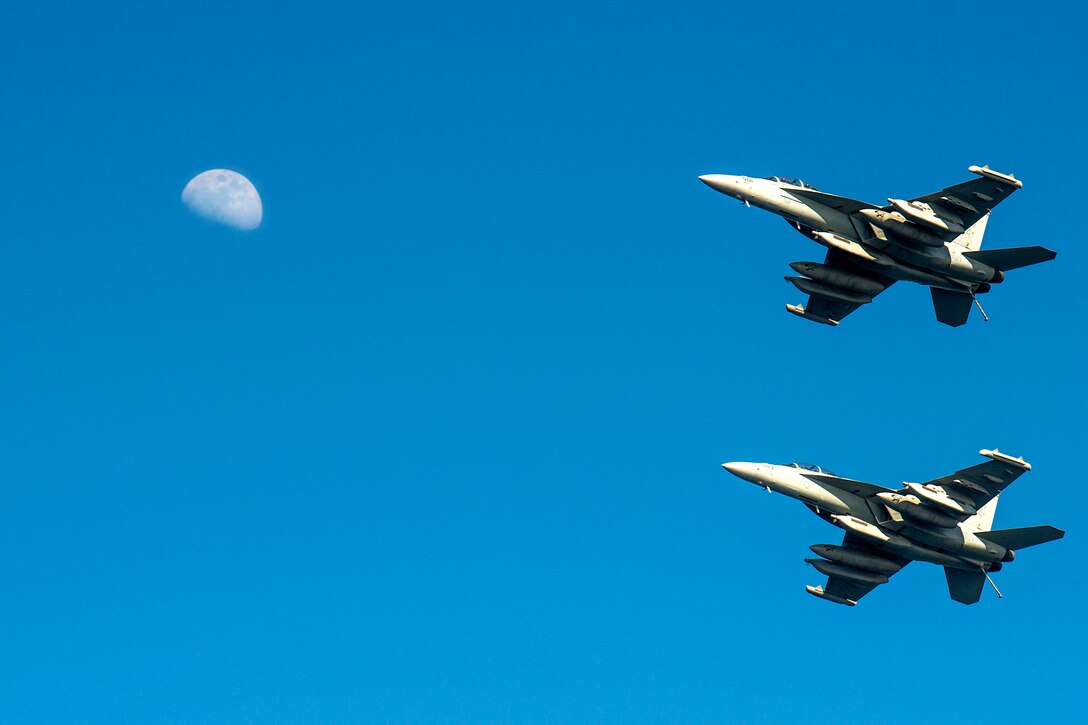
[722, 461, 758, 482]
[699, 174, 737, 194]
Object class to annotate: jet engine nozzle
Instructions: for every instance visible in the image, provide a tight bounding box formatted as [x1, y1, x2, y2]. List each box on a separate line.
[1003, 549, 1016, 562]
[991, 270, 1006, 283]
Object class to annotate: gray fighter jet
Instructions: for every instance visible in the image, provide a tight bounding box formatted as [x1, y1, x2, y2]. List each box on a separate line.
[700, 166, 1055, 326]
[722, 449, 1063, 605]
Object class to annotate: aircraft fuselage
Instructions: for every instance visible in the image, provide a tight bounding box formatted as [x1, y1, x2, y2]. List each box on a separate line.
[722, 461, 1007, 571]
[700, 175, 998, 291]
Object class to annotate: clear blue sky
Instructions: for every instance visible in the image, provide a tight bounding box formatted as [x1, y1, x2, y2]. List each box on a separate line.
[2, 1, 1086, 721]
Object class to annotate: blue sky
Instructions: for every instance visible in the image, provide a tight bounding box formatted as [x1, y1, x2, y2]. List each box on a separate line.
[1, 1, 1086, 721]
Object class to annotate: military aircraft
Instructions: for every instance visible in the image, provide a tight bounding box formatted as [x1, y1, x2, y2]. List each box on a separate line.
[722, 449, 1063, 605]
[699, 166, 1056, 326]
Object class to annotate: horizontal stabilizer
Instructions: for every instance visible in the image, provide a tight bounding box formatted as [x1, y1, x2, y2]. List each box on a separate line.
[963, 246, 1057, 271]
[931, 287, 973, 327]
[977, 525, 1065, 550]
[945, 567, 985, 605]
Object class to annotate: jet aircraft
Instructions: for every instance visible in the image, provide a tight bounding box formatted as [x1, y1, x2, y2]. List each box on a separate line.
[699, 166, 1055, 326]
[722, 449, 1063, 605]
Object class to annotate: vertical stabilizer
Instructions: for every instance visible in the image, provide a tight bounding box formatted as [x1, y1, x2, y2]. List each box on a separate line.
[964, 495, 999, 533]
[955, 213, 989, 251]
[931, 288, 973, 327]
[945, 567, 986, 604]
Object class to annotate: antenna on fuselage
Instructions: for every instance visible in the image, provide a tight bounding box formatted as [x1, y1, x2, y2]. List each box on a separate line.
[981, 565, 1004, 599]
[970, 291, 990, 322]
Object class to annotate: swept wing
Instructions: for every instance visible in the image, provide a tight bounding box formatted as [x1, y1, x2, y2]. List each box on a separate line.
[793, 165, 1020, 236]
[805, 532, 909, 606]
[791, 166, 1021, 230]
[786, 188, 880, 215]
[907, 167, 1021, 229]
[915, 449, 1031, 517]
[800, 471, 892, 498]
[788, 248, 895, 325]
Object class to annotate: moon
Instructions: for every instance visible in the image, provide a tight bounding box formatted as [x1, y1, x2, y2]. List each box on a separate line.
[182, 169, 263, 230]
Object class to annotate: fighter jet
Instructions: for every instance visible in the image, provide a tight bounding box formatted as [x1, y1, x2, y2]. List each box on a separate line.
[722, 449, 1063, 605]
[699, 166, 1055, 326]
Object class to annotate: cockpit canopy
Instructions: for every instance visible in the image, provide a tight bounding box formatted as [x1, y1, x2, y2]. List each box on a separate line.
[785, 462, 838, 476]
[764, 176, 819, 190]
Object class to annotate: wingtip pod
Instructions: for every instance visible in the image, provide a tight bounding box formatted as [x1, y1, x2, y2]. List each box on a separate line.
[805, 585, 856, 606]
[785, 303, 838, 326]
[968, 164, 1023, 189]
[980, 448, 1031, 471]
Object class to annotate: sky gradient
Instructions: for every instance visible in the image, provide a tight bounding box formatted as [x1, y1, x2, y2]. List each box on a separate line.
[2, 1, 1086, 721]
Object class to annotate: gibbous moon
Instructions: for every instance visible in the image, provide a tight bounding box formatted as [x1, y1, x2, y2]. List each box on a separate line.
[182, 169, 263, 230]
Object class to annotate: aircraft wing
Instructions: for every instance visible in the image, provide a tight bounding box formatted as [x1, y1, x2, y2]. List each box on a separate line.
[791, 248, 896, 325]
[786, 188, 880, 215]
[919, 450, 1031, 512]
[792, 165, 1020, 229]
[908, 167, 1021, 229]
[806, 532, 910, 606]
[800, 472, 892, 498]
